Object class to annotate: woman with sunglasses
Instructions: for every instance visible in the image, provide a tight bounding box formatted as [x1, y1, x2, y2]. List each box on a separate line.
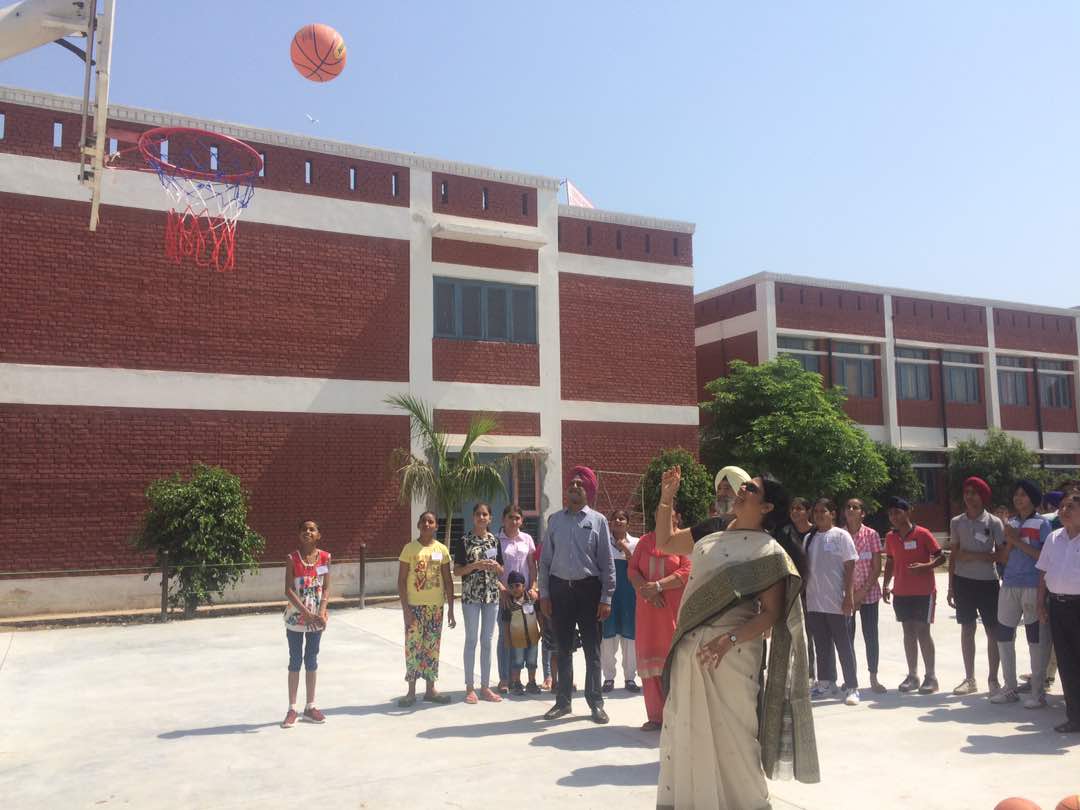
[655, 468, 819, 808]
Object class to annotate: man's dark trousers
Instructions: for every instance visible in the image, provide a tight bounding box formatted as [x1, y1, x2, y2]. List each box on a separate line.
[550, 575, 603, 709]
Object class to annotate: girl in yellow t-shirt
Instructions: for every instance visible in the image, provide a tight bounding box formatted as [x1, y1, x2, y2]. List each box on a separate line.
[397, 511, 456, 707]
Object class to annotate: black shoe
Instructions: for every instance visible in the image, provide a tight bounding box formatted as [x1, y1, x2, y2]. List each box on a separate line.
[1054, 720, 1080, 734]
[544, 704, 572, 720]
[625, 679, 640, 693]
[602, 679, 615, 693]
[590, 706, 610, 724]
[526, 682, 542, 695]
[511, 683, 526, 696]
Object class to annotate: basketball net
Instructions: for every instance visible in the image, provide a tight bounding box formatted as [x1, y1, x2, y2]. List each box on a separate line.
[110, 127, 262, 273]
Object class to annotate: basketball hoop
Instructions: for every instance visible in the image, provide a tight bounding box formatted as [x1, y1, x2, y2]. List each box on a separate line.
[118, 127, 262, 272]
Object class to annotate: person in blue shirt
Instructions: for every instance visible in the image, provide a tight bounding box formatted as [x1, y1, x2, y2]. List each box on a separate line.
[990, 479, 1053, 708]
[539, 465, 616, 724]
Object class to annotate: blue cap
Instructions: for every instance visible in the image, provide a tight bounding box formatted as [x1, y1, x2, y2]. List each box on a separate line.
[888, 496, 912, 511]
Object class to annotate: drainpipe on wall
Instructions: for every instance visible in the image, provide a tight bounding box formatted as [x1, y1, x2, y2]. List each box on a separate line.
[1033, 362, 1046, 450]
[938, 351, 949, 448]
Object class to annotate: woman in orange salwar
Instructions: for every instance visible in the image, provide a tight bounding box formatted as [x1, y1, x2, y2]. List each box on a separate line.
[628, 507, 693, 731]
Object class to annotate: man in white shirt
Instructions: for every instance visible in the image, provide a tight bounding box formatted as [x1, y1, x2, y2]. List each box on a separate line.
[1036, 482, 1080, 734]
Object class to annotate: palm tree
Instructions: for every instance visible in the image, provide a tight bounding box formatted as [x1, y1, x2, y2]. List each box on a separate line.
[387, 394, 510, 546]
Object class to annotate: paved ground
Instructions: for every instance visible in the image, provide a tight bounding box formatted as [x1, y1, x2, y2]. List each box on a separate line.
[1, 600, 1077, 810]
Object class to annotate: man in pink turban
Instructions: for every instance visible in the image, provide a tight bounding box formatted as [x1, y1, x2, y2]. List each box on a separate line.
[539, 464, 616, 724]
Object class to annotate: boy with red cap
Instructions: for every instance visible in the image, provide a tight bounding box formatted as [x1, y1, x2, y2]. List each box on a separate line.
[947, 476, 1004, 695]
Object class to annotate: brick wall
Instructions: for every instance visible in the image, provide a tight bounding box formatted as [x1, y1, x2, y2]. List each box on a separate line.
[559, 274, 696, 404]
[694, 286, 756, 327]
[558, 217, 692, 268]
[433, 409, 541, 436]
[993, 308, 1078, 355]
[431, 338, 540, 386]
[0, 100, 411, 207]
[696, 332, 759, 402]
[775, 283, 885, 337]
[561, 420, 699, 516]
[431, 237, 538, 273]
[0, 405, 412, 572]
[432, 172, 537, 227]
[0, 193, 410, 380]
[893, 297, 987, 346]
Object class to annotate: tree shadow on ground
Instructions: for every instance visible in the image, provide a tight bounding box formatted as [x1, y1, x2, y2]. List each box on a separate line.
[159, 701, 402, 738]
[557, 760, 659, 787]
[960, 728, 1080, 756]
[416, 715, 558, 740]
[530, 726, 655, 752]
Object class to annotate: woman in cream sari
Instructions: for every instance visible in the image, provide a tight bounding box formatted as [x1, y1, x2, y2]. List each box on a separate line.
[654, 466, 819, 810]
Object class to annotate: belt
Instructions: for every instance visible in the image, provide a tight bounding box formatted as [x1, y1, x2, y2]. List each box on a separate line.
[1049, 592, 1080, 603]
[550, 575, 599, 588]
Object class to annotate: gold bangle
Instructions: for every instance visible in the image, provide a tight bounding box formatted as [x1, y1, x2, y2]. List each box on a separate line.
[658, 502, 673, 509]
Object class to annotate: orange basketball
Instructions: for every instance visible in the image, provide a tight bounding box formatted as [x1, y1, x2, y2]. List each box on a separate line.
[1057, 796, 1080, 810]
[290, 23, 347, 82]
[995, 800, 1042, 810]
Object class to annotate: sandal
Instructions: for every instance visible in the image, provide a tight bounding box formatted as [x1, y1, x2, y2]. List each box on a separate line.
[397, 695, 417, 707]
[423, 692, 451, 704]
[464, 690, 478, 704]
[640, 720, 662, 731]
[480, 687, 503, 703]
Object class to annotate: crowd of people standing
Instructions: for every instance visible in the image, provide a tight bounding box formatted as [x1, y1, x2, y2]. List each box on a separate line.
[276, 461, 1080, 808]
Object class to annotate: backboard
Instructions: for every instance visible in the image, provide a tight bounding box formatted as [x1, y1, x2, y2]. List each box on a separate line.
[0, 0, 116, 229]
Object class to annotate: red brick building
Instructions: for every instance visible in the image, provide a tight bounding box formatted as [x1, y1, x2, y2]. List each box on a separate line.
[0, 86, 697, 615]
[695, 273, 1080, 530]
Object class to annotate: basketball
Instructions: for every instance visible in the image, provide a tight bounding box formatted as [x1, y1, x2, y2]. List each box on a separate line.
[995, 800, 1042, 810]
[290, 23, 347, 82]
[1057, 796, 1080, 810]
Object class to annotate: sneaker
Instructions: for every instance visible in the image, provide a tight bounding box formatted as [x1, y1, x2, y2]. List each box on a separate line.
[302, 706, 326, 724]
[918, 676, 939, 695]
[810, 681, 837, 699]
[844, 688, 861, 706]
[1022, 692, 1047, 710]
[952, 678, 978, 696]
[990, 687, 1019, 704]
[281, 709, 298, 728]
[898, 675, 920, 693]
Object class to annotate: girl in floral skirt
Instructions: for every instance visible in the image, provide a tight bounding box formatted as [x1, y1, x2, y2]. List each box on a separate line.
[397, 511, 456, 707]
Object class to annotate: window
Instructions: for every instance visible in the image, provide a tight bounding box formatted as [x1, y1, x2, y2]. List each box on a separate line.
[258, 152, 266, 178]
[512, 455, 541, 539]
[1040, 374, 1073, 409]
[942, 351, 979, 364]
[944, 366, 980, 403]
[833, 341, 876, 355]
[998, 368, 1029, 406]
[391, 172, 399, 197]
[209, 146, 219, 172]
[777, 336, 824, 375]
[433, 278, 537, 343]
[1042, 453, 1078, 468]
[1037, 359, 1069, 371]
[481, 188, 489, 210]
[915, 467, 939, 504]
[349, 166, 356, 191]
[53, 121, 62, 149]
[896, 347, 931, 360]
[439, 180, 448, 203]
[304, 160, 312, 184]
[833, 356, 876, 397]
[644, 233, 651, 254]
[521, 193, 529, 216]
[0, 112, 6, 139]
[997, 355, 1027, 368]
[896, 345, 933, 401]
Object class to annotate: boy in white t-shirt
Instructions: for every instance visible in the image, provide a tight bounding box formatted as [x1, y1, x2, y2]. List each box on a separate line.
[805, 498, 860, 705]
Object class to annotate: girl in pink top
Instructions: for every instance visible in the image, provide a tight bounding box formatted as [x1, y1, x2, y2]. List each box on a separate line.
[844, 498, 887, 693]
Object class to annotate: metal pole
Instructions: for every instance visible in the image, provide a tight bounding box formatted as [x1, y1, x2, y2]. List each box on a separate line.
[357, 542, 367, 608]
[159, 551, 169, 622]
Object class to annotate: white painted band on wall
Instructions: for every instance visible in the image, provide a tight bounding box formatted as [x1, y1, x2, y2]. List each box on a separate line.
[0, 152, 413, 240]
[695, 315, 762, 347]
[557, 253, 693, 287]
[559, 400, 699, 426]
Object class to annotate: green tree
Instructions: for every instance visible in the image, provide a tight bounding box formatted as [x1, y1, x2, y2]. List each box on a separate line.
[862, 441, 924, 513]
[132, 463, 265, 617]
[387, 394, 509, 545]
[639, 447, 713, 531]
[947, 428, 1054, 508]
[700, 357, 888, 504]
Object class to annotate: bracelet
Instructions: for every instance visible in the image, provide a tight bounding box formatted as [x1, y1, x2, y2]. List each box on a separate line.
[655, 579, 663, 592]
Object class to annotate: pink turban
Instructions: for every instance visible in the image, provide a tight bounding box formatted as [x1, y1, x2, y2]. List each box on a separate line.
[567, 465, 598, 505]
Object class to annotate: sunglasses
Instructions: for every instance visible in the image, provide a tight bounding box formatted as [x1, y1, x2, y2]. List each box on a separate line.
[740, 481, 760, 494]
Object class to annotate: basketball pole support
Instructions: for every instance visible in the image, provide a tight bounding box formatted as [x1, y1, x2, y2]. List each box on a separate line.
[81, 0, 114, 232]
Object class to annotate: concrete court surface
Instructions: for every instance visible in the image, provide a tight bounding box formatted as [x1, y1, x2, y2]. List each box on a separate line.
[1, 600, 1078, 810]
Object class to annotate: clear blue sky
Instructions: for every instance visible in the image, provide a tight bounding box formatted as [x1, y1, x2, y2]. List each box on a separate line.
[3, 1, 1079, 307]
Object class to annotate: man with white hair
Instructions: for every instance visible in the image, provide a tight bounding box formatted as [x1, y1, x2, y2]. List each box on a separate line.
[690, 465, 752, 541]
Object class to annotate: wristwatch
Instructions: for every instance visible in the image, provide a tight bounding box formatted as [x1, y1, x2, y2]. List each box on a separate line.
[728, 633, 738, 645]
[655, 579, 663, 592]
